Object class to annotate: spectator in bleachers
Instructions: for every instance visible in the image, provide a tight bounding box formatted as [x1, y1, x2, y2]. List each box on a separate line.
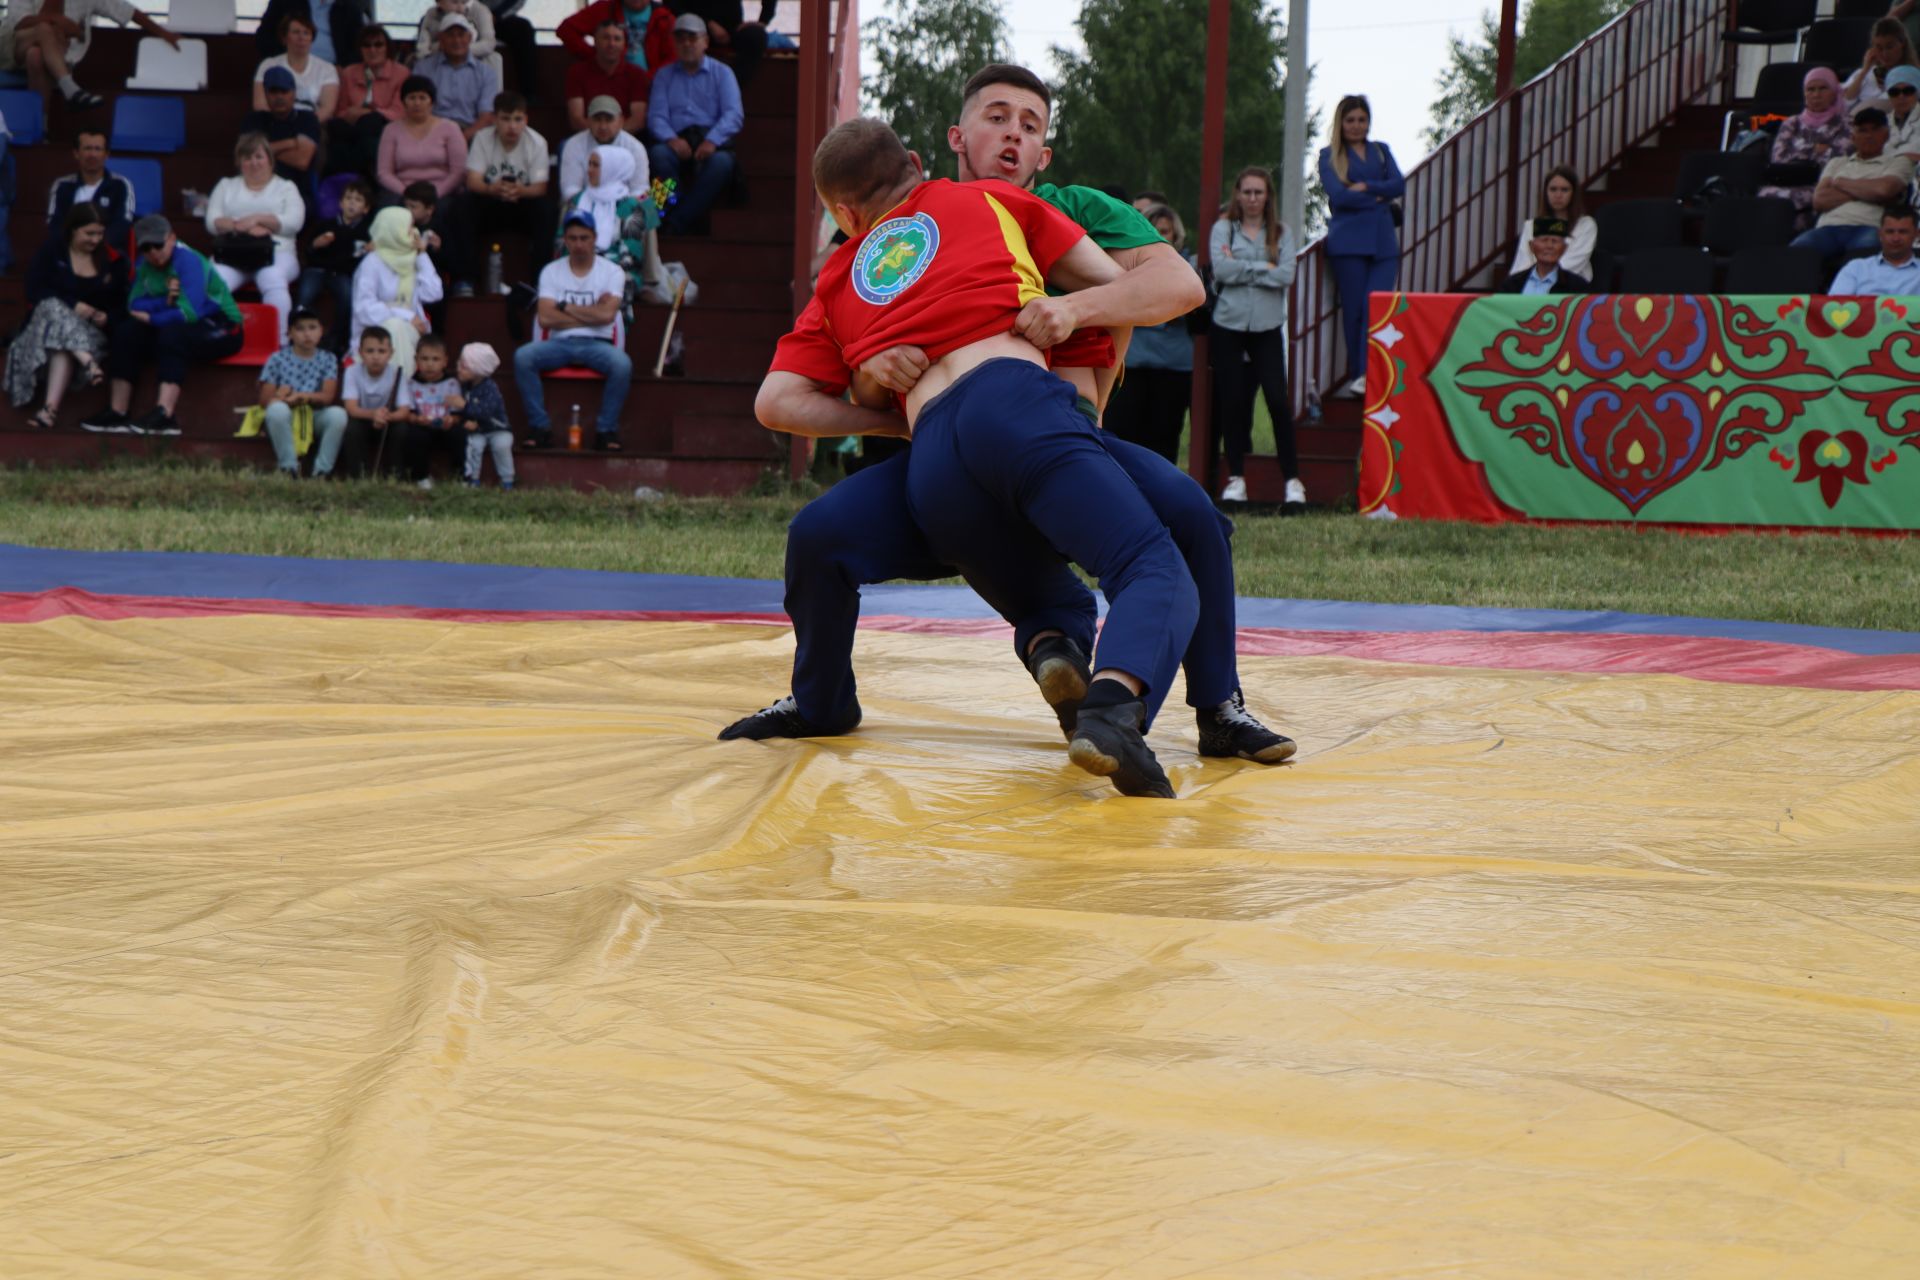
[417, 0, 503, 84]
[377, 74, 469, 207]
[48, 129, 136, 250]
[559, 144, 661, 297]
[396, 333, 464, 486]
[465, 90, 555, 287]
[87, 215, 244, 437]
[671, 1, 776, 87]
[565, 19, 651, 136]
[475, 0, 539, 105]
[1760, 68, 1853, 230]
[208, 132, 307, 341]
[401, 180, 470, 305]
[1103, 203, 1194, 465]
[256, 0, 367, 68]
[514, 209, 632, 451]
[331, 24, 409, 178]
[1885, 66, 1920, 158]
[0, 0, 180, 112]
[255, 307, 349, 478]
[1209, 165, 1298, 505]
[413, 15, 499, 142]
[253, 9, 340, 124]
[296, 177, 373, 350]
[453, 342, 514, 487]
[1792, 106, 1915, 265]
[353, 206, 443, 378]
[1843, 18, 1918, 109]
[242, 67, 322, 203]
[646, 14, 744, 235]
[558, 0, 675, 79]
[340, 324, 401, 473]
[560, 97, 651, 202]
[1318, 93, 1402, 399]
[1510, 166, 1595, 282]
[6, 203, 128, 428]
[1131, 189, 1169, 213]
[1829, 204, 1920, 293]
[1497, 219, 1590, 294]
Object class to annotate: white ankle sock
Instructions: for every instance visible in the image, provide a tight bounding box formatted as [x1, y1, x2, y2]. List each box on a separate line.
[57, 75, 80, 97]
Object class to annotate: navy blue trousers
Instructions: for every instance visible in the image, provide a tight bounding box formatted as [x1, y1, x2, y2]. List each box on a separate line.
[786, 361, 1230, 731]
[1329, 252, 1398, 382]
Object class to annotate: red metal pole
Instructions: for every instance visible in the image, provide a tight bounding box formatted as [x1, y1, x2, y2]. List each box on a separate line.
[1494, 0, 1519, 98]
[1188, 0, 1230, 491]
[788, 0, 831, 482]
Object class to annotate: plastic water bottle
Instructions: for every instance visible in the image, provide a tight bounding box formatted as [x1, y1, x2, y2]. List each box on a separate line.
[568, 404, 582, 451]
[485, 244, 503, 295]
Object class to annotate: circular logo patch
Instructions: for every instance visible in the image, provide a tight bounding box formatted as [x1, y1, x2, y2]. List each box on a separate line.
[851, 213, 940, 305]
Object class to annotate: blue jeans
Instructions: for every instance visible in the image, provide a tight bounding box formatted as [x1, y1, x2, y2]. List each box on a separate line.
[296, 267, 354, 350]
[264, 402, 349, 474]
[1790, 223, 1882, 262]
[647, 143, 736, 234]
[513, 339, 632, 434]
[0, 140, 13, 275]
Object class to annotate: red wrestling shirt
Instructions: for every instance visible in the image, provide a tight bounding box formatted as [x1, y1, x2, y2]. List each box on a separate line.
[770, 178, 1111, 393]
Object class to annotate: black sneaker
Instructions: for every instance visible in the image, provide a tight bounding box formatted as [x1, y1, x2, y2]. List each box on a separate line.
[1024, 634, 1090, 740]
[717, 694, 861, 741]
[522, 430, 552, 450]
[1068, 699, 1176, 798]
[81, 408, 132, 434]
[65, 89, 106, 111]
[134, 407, 181, 436]
[1197, 690, 1297, 764]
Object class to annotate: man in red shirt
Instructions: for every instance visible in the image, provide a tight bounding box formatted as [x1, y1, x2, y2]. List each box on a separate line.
[558, 0, 675, 74]
[564, 19, 651, 136]
[752, 118, 1200, 797]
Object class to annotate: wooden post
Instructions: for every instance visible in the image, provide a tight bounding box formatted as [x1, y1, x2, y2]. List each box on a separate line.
[1188, 0, 1230, 491]
[788, 0, 832, 482]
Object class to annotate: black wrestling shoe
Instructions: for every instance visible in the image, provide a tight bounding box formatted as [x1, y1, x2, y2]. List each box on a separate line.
[1068, 698, 1176, 798]
[717, 694, 861, 741]
[1197, 690, 1298, 763]
[1024, 634, 1091, 740]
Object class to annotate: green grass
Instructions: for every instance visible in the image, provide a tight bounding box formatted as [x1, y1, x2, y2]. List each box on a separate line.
[3, 462, 1917, 631]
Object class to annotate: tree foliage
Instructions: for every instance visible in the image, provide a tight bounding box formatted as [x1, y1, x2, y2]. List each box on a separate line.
[863, 0, 1012, 166]
[1047, 0, 1302, 229]
[1426, 0, 1630, 148]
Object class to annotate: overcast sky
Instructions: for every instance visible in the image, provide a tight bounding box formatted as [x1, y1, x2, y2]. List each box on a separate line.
[858, 0, 1480, 185]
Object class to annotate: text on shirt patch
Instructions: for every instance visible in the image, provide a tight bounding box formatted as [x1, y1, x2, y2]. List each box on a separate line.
[852, 213, 941, 305]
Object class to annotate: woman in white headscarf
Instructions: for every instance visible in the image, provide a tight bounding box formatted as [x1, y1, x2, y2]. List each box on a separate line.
[352, 206, 444, 377]
[557, 144, 662, 307]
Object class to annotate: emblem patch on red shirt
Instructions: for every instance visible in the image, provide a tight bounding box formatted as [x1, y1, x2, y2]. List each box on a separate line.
[851, 213, 941, 305]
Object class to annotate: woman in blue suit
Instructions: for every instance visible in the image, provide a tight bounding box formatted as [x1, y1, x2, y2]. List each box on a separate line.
[1317, 94, 1403, 398]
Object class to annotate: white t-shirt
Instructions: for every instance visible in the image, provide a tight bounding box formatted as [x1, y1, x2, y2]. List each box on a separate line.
[558, 130, 649, 202]
[342, 361, 401, 411]
[254, 53, 340, 114]
[467, 125, 551, 187]
[539, 256, 626, 341]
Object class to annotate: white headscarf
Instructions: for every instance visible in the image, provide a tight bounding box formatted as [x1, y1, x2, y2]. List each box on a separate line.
[583, 145, 634, 251]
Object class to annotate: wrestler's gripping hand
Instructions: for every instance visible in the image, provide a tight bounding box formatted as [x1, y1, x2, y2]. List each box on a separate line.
[858, 345, 931, 395]
[1014, 294, 1080, 349]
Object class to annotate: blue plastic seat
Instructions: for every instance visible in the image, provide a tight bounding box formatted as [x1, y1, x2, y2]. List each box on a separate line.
[0, 88, 44, 146]
[110, 94, 186, 153]
[115, 157, 165, 218]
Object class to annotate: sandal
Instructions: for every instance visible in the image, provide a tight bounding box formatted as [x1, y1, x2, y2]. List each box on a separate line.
[29, 406, 58, 430]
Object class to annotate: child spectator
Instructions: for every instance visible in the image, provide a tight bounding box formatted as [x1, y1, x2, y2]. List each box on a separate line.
[398, 333, 463, 488]
[298, 178, 374, 351]
[465, 90, 555, 288]
[403, 181, 461, 324]
[341, 324, 403, 475]
[454, 342, 514, 488]
[257, 307, 350, 478]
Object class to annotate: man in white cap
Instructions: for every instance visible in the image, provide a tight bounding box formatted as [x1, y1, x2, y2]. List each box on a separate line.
[559, 94, 650, 202]
[413, 13, 498, 140]
[645, 11, 743, 235]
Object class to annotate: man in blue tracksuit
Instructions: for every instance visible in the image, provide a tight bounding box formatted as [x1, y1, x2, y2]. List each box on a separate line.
[724, 65, 1297, 769]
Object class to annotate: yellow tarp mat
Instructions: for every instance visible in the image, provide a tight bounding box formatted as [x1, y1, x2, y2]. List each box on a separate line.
[3, 613, 1919, 1277]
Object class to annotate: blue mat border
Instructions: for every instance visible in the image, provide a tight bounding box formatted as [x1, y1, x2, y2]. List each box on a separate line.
[5, 543, 1917, 657]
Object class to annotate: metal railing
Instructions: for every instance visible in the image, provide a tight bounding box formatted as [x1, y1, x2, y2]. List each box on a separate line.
[1289, 0, 1733, 413]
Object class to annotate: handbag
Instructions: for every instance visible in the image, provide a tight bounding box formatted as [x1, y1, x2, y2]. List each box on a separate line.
[212, 233, 275, 272]
[1187, 260, 1217, 336]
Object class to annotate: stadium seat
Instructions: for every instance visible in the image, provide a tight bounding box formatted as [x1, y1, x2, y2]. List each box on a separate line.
[1676, 150, 1766, 206]
[115, 157, 165, 218]
[1704, 196, 1798, 258]
[1832, 0, 1886, 18]
[126, 37, 209, 92]
[1802, 18, 1875, 69]
[110, 95, 187, 153]
[1591, 199, 1685, 288]
[1619, 246, 1716, 294]
[1750, 60, 1818, 104]
[0, 69, 26, 89]
[216, 303, 284, 367]
[531, 315, 627, 378]
[1722, 0, 1816, 50]
[165, 0, 238, 35]
[0, 88, 44, 145]
[1724, 245, 1825, 294]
